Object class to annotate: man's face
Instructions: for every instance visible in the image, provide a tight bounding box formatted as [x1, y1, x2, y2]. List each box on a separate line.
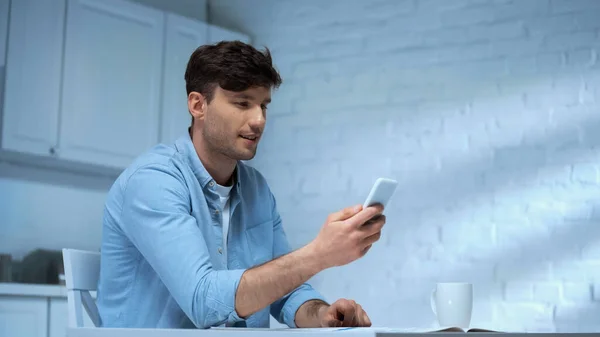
[199, 86, 270, 161]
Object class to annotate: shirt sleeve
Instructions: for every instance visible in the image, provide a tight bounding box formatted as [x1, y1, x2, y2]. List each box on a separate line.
[267, 192, 328, 328]
[119, 164, 246, 328]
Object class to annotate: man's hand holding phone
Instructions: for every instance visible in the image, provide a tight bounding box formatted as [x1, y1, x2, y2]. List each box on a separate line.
[308, 204, 386, 269]
[308, 178, 397, 268]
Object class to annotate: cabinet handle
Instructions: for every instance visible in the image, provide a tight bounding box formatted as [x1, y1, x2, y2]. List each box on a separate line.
[49, 147, 56, 155]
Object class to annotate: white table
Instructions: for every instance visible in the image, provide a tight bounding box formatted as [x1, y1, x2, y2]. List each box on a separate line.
[66, 327, 600, 337]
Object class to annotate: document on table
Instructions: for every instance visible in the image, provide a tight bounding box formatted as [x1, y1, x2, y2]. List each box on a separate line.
[210, 327, 456, 333]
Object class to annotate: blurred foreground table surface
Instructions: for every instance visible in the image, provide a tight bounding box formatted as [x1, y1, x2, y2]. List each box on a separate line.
[67, 327, 600, 337]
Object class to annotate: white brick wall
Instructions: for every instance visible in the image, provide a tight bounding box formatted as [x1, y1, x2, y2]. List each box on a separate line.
[210, 0, 600, 332]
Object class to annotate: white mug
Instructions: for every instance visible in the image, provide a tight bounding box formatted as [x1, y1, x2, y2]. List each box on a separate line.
[430, 282, 473, 328]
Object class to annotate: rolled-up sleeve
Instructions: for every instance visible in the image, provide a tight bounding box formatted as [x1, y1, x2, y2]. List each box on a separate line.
[119, 164, 246, 328]
[267, 193, 328, 328]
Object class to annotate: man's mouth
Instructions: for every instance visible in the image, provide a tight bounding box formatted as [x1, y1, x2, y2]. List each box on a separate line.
[240, 135, 258, 141]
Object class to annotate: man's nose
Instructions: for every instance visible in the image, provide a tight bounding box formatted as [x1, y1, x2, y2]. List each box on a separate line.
[248, 106, 266, 129]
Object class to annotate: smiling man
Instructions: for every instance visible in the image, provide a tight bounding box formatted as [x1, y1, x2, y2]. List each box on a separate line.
[96, 41, 386, 329]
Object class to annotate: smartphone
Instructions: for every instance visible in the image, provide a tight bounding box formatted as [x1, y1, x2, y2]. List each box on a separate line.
[363, 177, 398, 210]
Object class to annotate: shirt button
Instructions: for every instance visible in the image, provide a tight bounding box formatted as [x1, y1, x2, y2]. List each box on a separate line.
[209, 181, 214, 187]
[215, 210, 219, 215]
[218, 247, 223, 254]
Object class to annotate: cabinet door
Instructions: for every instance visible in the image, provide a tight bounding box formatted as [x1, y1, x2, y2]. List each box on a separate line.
[1, 0, 65, 157]
[59, 0, 164, 169]
[0, 297, 48, 337]
[208, 25, 251, 44]
[0, 0, 8, 109]
[160, 13, 207, 145]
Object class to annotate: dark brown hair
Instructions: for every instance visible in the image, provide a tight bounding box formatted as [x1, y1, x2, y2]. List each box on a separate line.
[185, 40, 282, 103]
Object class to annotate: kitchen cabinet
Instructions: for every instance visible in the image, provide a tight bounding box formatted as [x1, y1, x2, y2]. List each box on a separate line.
[0, 0, 251, 173]
[0, 283, 95, 337]
[1, 0, 65, 158]
[0, 297, 49, 337]
[160, 13, 208, 145]
[0, 0, 9, 108]
[59, 0, 164, 169]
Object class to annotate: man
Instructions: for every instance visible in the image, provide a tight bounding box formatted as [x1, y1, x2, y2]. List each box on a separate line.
[96, 41, 386, 329]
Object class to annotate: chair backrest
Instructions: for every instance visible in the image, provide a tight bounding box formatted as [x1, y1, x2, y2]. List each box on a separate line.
[62, 248, 101, 328]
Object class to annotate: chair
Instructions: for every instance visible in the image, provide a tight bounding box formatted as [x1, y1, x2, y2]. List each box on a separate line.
[62, 248, 102, 328]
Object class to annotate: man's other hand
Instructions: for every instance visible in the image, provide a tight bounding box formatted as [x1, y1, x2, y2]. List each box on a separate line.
[319, 298, 372, 327]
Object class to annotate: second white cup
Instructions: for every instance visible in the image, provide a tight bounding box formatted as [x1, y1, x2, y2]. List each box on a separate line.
[430, 282, 473, 328]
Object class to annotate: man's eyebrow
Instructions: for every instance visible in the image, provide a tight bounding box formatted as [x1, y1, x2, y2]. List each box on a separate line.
[231, 92, 271, 104]
[233, 93, 254, 100]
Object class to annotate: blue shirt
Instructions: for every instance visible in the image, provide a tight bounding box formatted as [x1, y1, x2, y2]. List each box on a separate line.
[96, 133, 327, 329]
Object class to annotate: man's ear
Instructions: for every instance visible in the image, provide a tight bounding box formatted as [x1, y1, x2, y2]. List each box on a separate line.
[188, 91, 207, 122]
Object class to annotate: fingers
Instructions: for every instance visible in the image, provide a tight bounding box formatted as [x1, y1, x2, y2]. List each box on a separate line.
[361, 244, 373, 256]
[346, 204, 384, 228]
[337, 300, 356, 327]
[351, 208, 386, 254]
[357, 304, 372, 327]
[363, 232, 381, 248]
[342, 310, 355, 326]
[323, 315, 343, 328]
[332, 300, 371, 327]
[345, 303, 371, 327]
[322, 307, 345, 327]
[328, 204, 363, 222]
[358, 215, 385, 252]
[361, 214, 386, 237]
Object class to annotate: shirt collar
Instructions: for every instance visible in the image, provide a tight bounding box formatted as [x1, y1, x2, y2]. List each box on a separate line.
[175, 131, 242, 191]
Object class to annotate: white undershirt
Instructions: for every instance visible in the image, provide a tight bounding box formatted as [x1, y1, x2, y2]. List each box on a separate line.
[214, 182, 233, 328]
[214, 182, 233, 267]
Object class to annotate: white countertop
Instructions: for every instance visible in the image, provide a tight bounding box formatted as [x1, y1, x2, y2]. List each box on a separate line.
[0, 282, 68, 297]
[66, 327, 540, 337]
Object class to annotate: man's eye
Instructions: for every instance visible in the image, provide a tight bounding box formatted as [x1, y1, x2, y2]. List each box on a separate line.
[261, 105, 268, 111]
[236, 102, 249, 108]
